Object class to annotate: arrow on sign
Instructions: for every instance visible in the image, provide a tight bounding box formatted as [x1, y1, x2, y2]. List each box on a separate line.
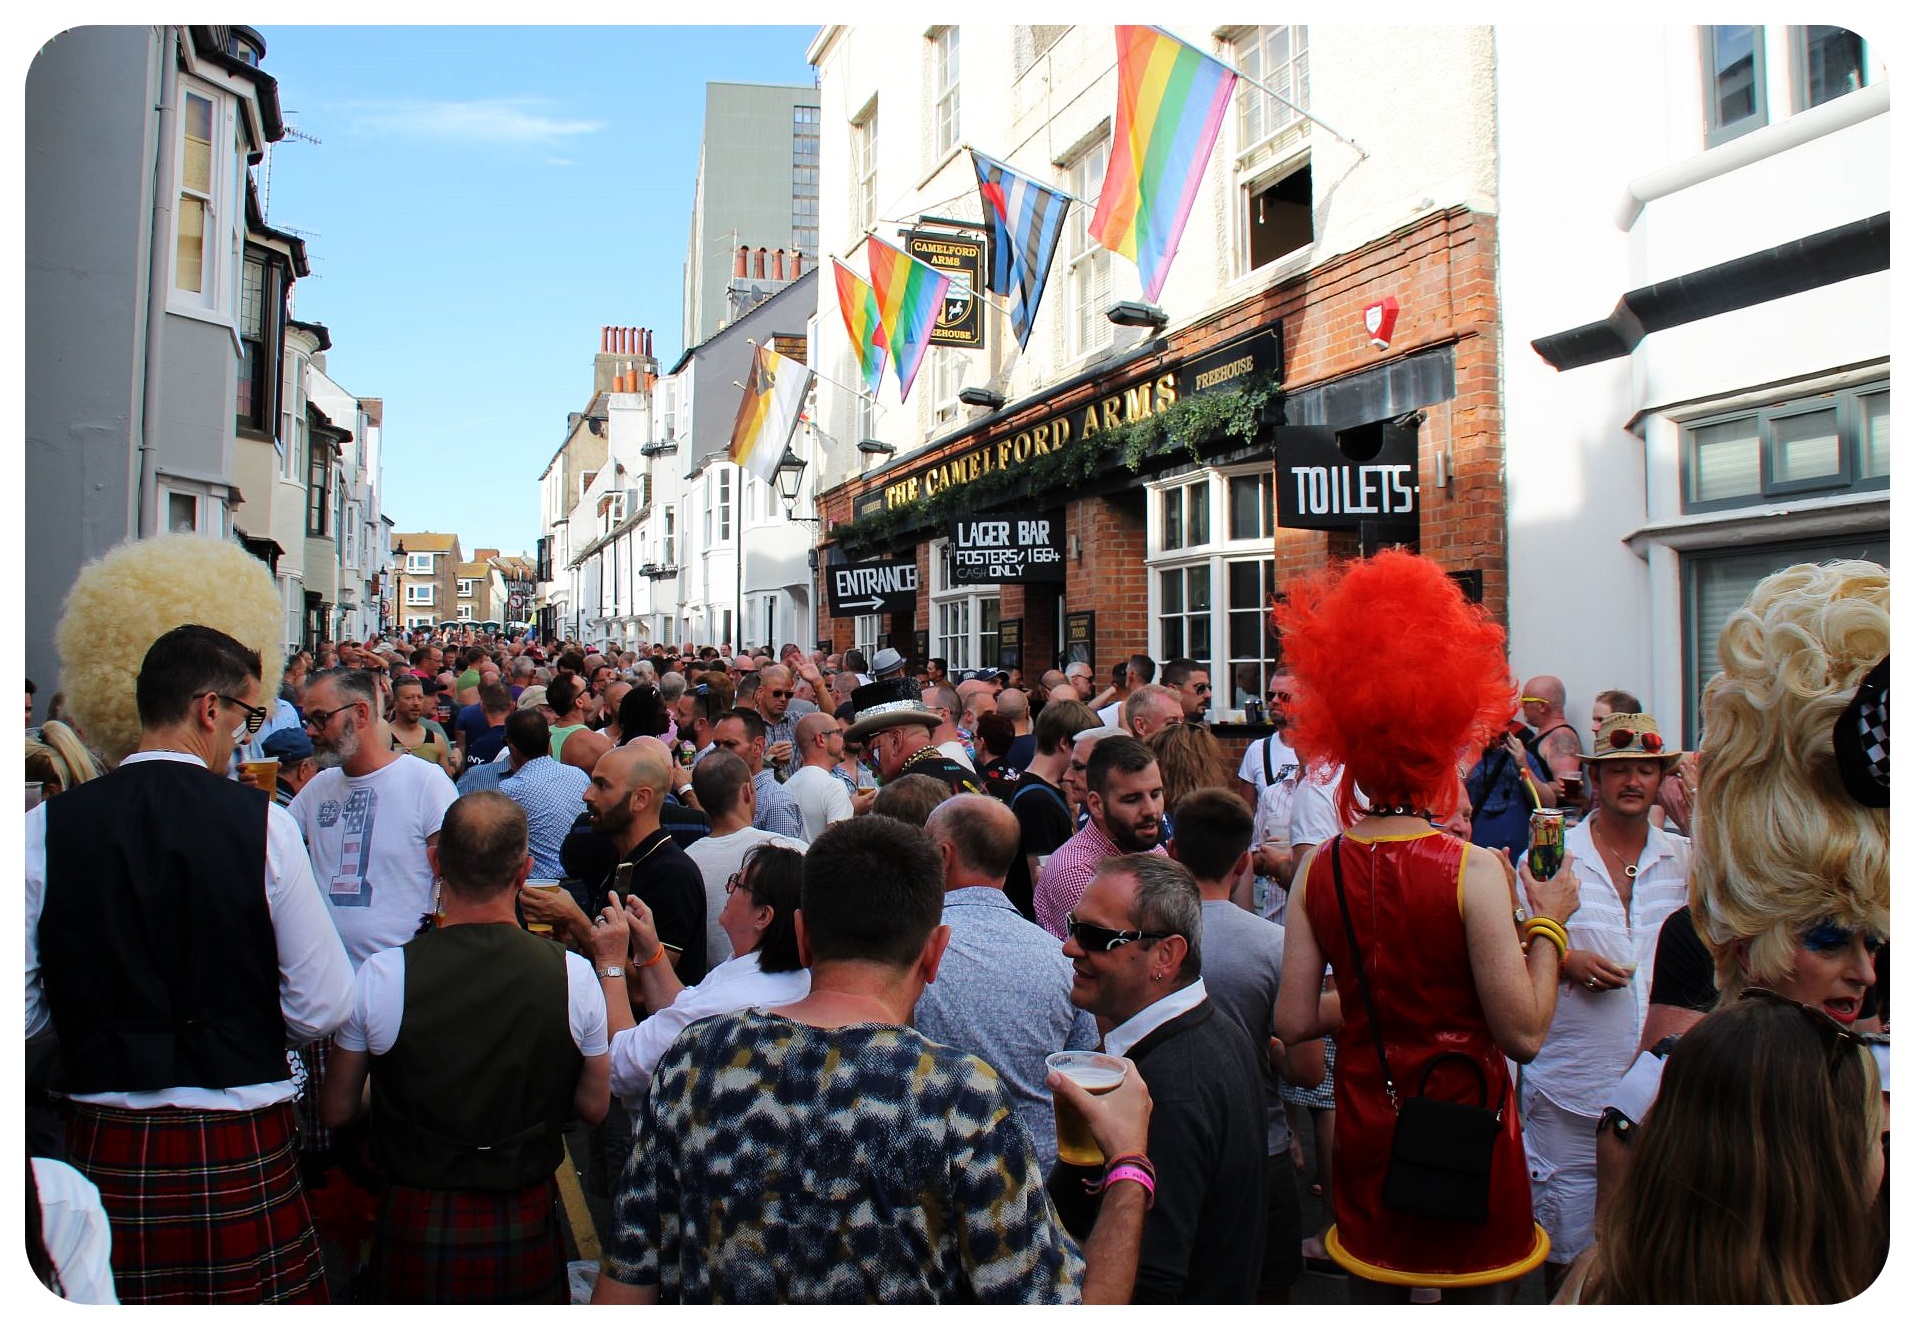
[837, 597, 887, 611]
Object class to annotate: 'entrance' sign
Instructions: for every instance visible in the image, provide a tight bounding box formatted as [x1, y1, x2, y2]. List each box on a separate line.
[826, 558, 919, 616]
[948, 512, 1066, 583]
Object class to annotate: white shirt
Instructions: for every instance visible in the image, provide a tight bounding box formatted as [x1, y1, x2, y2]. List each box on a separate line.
[684, 826, 808, 966]
[31, 1158, 117, 1304]
[1101, 977, 1211, 1059]
[937, 739, 977, 772]
[1523, 818, 1692, 1117]
[1287, 765, 1350, 850]
[783, 762, 854, 841]
[608, 950, 811, 1110]
[1097, 701, 1123, 728]
[334, 942, 608, 1057]
[24, 751, 355, 1110]
[288, 754, 459, 970]
[1238, 734, 1300, 801]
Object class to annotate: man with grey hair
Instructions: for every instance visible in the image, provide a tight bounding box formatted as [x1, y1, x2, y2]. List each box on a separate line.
[915, 796, 1098, 1175]
[755, 664, 805, 779]
[1122, 685, 1185, 741]
[922, 683, 976, 772]
[657, 671, 688, 708]
[1053, 853, 1267, 1303]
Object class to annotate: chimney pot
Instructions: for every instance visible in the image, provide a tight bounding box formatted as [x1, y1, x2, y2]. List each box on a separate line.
[772, 248, 785, 281]
[735, 247, 749, 277]
[601, 325, 609, 352]
[754, 247, 767, 278]
[791, 250, 804, 277]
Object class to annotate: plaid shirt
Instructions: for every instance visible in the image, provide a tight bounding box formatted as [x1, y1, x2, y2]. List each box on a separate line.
[1031, 820, 1166, 939]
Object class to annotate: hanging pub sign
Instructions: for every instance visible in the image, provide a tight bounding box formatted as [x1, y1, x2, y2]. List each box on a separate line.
[996, 618, 1022, 674]
[905, 229, 986, 349]
[1064, 611, 1096, 670]
[825, 554, 919, 616]
[948, 511, 1066, 583]
[1272, 423, 1420, 533]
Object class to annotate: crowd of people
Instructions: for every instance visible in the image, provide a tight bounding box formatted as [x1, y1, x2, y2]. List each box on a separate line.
[23, 532, 1889, 1305]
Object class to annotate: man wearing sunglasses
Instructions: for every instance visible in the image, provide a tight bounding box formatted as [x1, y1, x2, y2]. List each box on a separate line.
[29, 625, 355, 1302]
[1158, 659, 1212, 726]
[1050, 854, 1267, 1303]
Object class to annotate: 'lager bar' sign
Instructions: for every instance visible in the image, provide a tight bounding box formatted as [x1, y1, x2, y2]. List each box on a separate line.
[948, 512, 1066, 583]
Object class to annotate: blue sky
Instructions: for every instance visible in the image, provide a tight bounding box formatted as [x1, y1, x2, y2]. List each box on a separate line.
[254, 25, 819, 558]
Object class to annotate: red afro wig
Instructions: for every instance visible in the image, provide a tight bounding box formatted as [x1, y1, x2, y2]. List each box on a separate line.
[1274, 549, 1513, 824]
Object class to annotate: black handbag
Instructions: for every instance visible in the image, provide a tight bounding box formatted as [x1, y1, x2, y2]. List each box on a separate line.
[1329, 835, 1505, 1224]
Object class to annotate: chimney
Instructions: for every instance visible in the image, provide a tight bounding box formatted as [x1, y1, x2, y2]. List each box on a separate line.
[600, 325, 610, 352]
[754, 247, 767, 279]
[620, 327, 631, 354]
[735, 246, 749, 278]
[772, 248, 785, 281]
[790, 250, 804, 277]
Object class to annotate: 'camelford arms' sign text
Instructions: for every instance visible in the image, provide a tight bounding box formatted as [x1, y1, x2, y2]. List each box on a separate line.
[826, 558, 919, 615]
[948, 513, 1066, 583]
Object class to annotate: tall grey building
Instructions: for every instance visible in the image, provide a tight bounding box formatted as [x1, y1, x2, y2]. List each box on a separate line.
[681, 81, 819, 349]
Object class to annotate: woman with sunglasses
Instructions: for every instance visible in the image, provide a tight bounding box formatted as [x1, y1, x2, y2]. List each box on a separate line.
[1595, 561, 1889, 1218]
[1274, 551, 1581, 1302]
[599, 845, 810, 1109]
[1566, 994, 1885, 1302]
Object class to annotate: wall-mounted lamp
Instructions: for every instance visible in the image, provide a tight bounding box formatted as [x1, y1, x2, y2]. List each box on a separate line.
[857, 438, 897, 456]
[957, 387, 1007, 410]
[1106, 300, 1169, 330]
[1067, 533, 1083, 562]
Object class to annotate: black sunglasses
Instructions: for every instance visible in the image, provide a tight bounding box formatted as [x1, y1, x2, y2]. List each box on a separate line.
[1065, 912, 1171, 952]
[1738, 986, 1869, 1074]
[203, 692, 269, 735]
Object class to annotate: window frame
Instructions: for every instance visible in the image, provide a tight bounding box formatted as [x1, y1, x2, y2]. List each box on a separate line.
[1065, 137, 1113, 359]
[1702, 24, 1769, 148]
[928, 538, 1000, 674]
[1234, 25, 1310, 160]
[405, 583, 436, 606]
[792, 102, 820, 259]
[235, 249, 283, 436]
[852, 103, 879, 236]
[932, 27, 960, 161]
[1680, 381, 1889, 513]
[169, 78, 239, 319]
[1791, 25, 1867, 113]
[306, 442, 334, 538]
[405, 551, 435, 575]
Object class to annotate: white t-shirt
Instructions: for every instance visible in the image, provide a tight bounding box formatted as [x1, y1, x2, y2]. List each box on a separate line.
[1288, 765, 1352, 850]
[937, 739, 977, 772]
[289, 755, 459, 969]
[31, 1157, 117, 1304]
[684, 826, 807, 966]
[335, 943, 608, 1057]
[1097, 701, 1123, 728]
[783, 763, 854, 841]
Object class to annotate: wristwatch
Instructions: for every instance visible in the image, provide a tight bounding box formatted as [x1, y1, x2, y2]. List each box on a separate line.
[597, 965, 626, 980]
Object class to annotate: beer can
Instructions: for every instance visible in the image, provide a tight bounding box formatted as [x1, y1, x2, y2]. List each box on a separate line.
[1528, 808, 1565, 880]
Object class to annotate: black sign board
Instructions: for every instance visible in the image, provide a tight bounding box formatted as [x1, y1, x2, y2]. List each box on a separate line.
[853, 489, 886, 522]
[1064, 611, 1096, 670]
[826, 557, 919, 616]
[997, 618, 1022, 674]
[1448, 570, 1483, 604]
[913, 629, 931, 665]
[1178, 328, 1283, 400]
[905, 230, 987, 349]
[816, 638, 833, 653]
[1272, 423, 1420, 533]
[948, 512, 1066, 584]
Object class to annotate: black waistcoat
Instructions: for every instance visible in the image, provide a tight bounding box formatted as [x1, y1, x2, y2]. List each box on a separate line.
[41, 758, 284, 1094]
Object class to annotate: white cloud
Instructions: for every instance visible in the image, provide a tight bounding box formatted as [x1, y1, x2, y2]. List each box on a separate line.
[338, 96, 604, 146]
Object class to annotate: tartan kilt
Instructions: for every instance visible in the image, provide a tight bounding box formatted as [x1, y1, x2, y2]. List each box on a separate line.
[293, 1036, 335, 1155]
[66, 1100, 327, 1304]
[369, 1178, 567, 1304]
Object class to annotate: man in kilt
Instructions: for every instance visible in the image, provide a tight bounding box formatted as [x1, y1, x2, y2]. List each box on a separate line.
[320, 791, 614, 1302]
[26, 625, 356, 1303]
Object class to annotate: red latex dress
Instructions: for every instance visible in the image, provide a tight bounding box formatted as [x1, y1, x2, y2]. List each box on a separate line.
[1302, 828, 1549, 1286]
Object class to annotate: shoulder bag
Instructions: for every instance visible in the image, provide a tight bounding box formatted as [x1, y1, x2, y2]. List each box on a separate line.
[1329, 834, 1505, 1224]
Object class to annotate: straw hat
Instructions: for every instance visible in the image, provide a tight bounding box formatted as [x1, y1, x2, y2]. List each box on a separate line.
[1581, 712, 1682, 768]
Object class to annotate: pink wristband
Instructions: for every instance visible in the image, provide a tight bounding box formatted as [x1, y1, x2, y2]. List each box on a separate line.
[1102, 1164, 1156, 1209]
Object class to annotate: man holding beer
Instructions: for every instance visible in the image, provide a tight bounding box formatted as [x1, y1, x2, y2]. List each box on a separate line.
[1521, 712, 1690, 1298]
[592, 815, 1154, 1304]
[1051, 854, 1268, 1303]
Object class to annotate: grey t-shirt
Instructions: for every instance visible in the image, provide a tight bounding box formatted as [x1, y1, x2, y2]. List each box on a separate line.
[1198, 899, 1292, 1155]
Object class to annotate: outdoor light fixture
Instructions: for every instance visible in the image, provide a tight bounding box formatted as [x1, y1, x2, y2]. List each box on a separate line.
[773, 448, 820, 523]
[957, 387, 1006, 410]
[857, 438, 897, 456]
[1106, 300, 1169, 330]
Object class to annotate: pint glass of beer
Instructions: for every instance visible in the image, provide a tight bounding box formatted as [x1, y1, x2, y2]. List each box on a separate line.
[239, 758, 279, 794]
[524, 880, 562, 934]
[1046, 1051, 1127, 1168]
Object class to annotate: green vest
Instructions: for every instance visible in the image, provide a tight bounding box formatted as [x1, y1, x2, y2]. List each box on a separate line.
[370, 923, 581, 1192]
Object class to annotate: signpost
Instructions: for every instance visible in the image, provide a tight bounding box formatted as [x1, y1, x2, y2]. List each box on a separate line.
[825, 556, 919, 617]
[947, 512, 1066, 584]
[905, 229, 987, 349]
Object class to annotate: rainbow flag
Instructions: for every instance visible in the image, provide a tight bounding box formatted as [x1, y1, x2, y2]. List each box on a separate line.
[866, 236, 951, 403]
[832, 258, 889, 398]
[1090, 25, 1238, 303]
[728, 344, 811, 486]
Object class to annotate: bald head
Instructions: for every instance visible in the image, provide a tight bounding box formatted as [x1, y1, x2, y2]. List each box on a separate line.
[594, 736, 673, 803]
[995, 688, 1029, 725]
[1522, 676, 1565, 707]
[795, 710, 838, 747]
[435, 791, 531, 901]
[925, 793, 1022, 886]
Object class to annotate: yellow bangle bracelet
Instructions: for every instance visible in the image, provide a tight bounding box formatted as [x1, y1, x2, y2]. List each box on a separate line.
[1524, 922, 1568, 960]
[1524, 918, 1569, 949]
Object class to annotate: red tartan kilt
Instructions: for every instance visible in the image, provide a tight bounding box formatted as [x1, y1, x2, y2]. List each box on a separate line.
[66, 1100, 328, 1304]
[370, 1178, 567, 1304]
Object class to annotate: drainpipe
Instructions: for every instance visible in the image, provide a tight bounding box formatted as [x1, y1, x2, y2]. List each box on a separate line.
[137, 25, 183, 538]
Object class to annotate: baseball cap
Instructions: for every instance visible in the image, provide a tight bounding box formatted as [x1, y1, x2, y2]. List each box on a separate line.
[515, 685, 550, 711]
[260, 728, 314, 762]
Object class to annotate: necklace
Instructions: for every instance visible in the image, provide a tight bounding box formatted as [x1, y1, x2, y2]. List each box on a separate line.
[1589, 819, 1641, 880]
[1367, 803, 1433, 820]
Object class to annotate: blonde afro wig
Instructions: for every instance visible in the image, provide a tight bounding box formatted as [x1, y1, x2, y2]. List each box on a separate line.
[1692, 560, 1889, 994]
[55, 533, 285, 764]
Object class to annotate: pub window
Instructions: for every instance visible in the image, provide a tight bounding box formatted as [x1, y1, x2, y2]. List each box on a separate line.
[1066, 138, 1112, 358]
[1244, 160, 1312, 273]
[929, 538, 999, 673]
[1235, 25, 1309, 155]
[854, 614, 880, 665]
[1148, 466, 1283, 716]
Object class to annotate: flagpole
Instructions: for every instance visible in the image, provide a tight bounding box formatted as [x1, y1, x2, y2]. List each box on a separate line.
[1147, 26, 1369, 160]
[746, 339, 875, 404]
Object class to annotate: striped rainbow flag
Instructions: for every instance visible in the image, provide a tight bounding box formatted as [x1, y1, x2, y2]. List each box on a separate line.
[1090, 25, 1238, 303]
[832, 258, 889, 398]
[866, 236, 951, 403]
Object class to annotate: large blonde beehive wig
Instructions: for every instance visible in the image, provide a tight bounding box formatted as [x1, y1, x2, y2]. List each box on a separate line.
[55, 533, 285, 765]
[1692, 560, 1889, 993]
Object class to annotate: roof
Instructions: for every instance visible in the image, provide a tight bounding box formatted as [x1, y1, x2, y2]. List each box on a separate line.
[454, 561, 491, 578]
[538, 390, 611, 477]
[392, 532, 458, 552]
[668, 266, 818, 374]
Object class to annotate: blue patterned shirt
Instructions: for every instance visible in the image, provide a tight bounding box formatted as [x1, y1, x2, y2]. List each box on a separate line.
[499, 755, 591, 879]
[751, 769, 806, 841]
[913, 887, 1100, 1175]
[604, 1010, 1085, 1303]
